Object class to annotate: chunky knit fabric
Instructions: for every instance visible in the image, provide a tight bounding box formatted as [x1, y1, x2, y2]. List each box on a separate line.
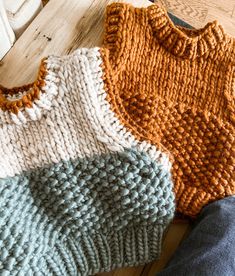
[101, 3, 235, 217]
[0, 48, 175, 275]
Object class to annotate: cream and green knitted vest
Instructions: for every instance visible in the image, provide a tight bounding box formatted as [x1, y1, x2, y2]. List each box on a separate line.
[0, 48, 175, 275]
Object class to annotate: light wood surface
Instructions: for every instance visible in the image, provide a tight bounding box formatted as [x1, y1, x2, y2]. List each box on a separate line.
[159, 0, 235, 36]
[0, 0, 234, 275]
[0, 0, 149, 87]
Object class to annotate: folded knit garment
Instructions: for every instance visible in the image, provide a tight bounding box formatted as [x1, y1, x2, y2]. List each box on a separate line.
[0, 48, 175, 275]
[101, 3, 235, 217]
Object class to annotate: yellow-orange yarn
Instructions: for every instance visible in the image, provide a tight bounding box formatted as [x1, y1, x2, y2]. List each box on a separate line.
[101, 3, 235, 217]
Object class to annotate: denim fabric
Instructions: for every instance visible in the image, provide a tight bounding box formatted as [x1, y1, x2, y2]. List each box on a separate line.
[157, 197, 235, 276]
[168, 13, 193, 29]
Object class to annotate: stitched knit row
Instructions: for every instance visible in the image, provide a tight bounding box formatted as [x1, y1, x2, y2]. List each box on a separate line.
[0, 49, 170, 177]
[0, 149, 174, 275]
[101, 3, 235, 217]
[0, 3, 234, 274]
[0, 48, 175, 275]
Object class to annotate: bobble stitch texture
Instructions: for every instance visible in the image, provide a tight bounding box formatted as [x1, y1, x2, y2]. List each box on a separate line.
[101, 3, 235, 217]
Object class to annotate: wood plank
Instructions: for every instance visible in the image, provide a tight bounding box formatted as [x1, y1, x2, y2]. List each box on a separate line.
[158, 0, 235, 35]
[0, 0, 150, 87]
[97, 265, 145, 276]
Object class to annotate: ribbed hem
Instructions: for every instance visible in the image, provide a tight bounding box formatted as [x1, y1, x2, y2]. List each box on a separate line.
[33, 225, 165, 275]
[176, 186, 214, 218]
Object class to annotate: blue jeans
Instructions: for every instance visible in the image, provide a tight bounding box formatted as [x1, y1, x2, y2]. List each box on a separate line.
[157, 197, 235, 276]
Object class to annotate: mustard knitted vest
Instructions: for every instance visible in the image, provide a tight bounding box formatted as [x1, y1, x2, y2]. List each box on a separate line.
[101, 3, 235, 217]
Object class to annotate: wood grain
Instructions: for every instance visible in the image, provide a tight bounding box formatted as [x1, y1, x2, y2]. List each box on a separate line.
[0, 0, 150, 87]
[42, 0, 49, 6]
[158, 0, 235, 35]
[98, 264, 145, 276]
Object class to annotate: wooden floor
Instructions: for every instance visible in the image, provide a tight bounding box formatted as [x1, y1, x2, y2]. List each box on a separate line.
[42, 0, 235, 35]
[0, 0, 234, 276]
[159, 0, 235, 35]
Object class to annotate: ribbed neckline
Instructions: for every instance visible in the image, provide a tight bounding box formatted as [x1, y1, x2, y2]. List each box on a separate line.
[147, 4, 228, 59]
[0, 58, 47, 114]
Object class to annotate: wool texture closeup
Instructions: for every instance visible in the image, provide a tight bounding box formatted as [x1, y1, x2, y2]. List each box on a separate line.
[102, 3, 235, 217]
[0, 48, 175, 275]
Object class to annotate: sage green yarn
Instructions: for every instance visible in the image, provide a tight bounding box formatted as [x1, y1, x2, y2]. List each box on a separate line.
[0, 148, 175, 275]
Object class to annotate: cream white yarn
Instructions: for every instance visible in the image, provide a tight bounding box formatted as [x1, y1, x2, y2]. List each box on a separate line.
[0, 48, 170, 178]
